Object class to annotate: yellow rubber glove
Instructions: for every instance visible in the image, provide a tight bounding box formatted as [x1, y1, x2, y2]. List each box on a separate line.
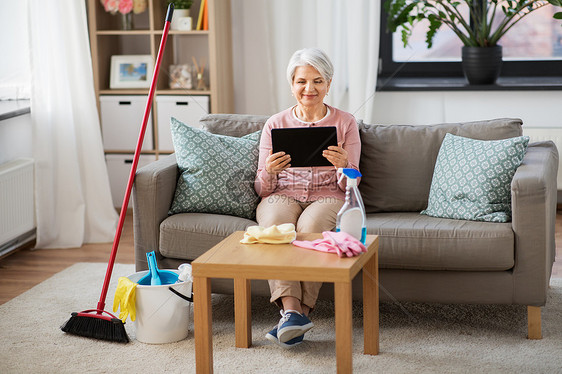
[240, 223, 297, 244]
[113, 277, 137, 322]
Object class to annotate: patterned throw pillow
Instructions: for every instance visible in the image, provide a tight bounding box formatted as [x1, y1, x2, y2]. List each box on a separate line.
[421, 133, 529, 222]
[169, 117, 261, 220]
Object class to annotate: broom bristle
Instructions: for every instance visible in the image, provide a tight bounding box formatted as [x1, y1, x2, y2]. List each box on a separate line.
[61, 312, 129, 343]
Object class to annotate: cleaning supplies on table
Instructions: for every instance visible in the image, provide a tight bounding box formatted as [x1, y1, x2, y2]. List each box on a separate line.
[113, 277, 137, 322]
[138, 251, 179, 286]
[335, 168, 367, 244]
[292, 231, 367, 257]
[240, 223, 297, 244]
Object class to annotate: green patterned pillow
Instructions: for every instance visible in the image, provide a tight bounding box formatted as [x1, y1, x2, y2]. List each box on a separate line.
[421, 133, 529, 222]
[169, 117, 261, 219]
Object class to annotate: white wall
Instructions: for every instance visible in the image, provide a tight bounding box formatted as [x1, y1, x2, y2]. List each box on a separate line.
[0, 112, 33, 165]
[370, 90, 562, 190]
[0, 1, 32, 166]
[370, 91, 562, 128]
[230, 0, 277, 116]
[0, 1, 30, 99]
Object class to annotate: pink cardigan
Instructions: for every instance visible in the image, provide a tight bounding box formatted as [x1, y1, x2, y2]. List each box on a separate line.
[254, 104, 361, 202]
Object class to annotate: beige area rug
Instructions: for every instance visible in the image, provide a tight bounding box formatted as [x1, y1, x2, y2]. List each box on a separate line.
[1, 263, 562, 373]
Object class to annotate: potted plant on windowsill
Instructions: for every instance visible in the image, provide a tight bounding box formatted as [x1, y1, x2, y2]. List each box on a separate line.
[384, 0, 562, 85]
[166, 0, 194, 30]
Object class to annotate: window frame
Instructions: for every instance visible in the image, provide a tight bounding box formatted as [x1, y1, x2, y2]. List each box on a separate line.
[378, 2, 562, 80]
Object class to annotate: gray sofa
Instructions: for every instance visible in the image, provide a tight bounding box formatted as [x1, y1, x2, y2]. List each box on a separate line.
[132, 114, 558, 339]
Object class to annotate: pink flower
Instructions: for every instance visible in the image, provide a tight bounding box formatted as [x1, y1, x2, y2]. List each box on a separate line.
[100, 0, 146, 15]
[133, 0, 147, 14]
[102, 0, 119, 15]
[118, 0, 133, 14]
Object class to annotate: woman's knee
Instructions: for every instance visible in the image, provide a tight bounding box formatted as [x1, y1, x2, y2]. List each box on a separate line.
[296, 217, 329, 233]
[256, 194, 301, 227]
[297, 211, 336, 232]
[297, 198, 343, 232]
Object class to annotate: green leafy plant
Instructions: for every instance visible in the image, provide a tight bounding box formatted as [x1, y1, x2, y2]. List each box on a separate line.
[384, 0, 562, 48]
[166, 0, 193, 9]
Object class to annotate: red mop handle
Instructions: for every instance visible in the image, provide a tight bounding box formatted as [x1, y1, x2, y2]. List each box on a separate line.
[97, 4, 175, 312]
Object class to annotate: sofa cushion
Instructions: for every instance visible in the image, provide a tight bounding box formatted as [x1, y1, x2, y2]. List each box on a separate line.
[366, 212, 514, 271]
[169, 117, 261, 220]
[421, 134, 529, 222]
[160, 213, 257, 260]
[200, 113, 269, 137]
[358, 118, 523, 213]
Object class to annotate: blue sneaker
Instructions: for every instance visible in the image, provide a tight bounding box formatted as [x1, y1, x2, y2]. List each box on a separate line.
[265, 325, 304, 348]
[276, 310, 314, 343]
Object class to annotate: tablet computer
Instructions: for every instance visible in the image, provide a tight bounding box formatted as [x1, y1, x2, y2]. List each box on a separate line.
[271, 126, 338, 167]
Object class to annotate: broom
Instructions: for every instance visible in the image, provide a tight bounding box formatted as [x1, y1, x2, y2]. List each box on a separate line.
[61, 4, 174, 343]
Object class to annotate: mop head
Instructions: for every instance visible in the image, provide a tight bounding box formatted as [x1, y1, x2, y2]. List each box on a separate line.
[61, 310, 129, 343]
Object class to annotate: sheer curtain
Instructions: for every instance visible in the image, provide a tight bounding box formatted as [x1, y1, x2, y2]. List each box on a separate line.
[29, 0, 117, 248]
[242, 0, 380, 122]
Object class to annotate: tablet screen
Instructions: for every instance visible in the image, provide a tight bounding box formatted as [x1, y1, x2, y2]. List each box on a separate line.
[271, 126, 338, 167]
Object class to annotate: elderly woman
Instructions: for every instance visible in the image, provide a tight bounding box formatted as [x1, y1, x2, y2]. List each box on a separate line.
[254, 48, 361, 348]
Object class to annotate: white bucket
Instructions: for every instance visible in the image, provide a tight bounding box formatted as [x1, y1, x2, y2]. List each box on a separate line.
[127, 267, 192, 344]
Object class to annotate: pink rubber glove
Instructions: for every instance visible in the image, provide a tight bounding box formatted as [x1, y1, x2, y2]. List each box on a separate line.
[292, 231, 367, 257]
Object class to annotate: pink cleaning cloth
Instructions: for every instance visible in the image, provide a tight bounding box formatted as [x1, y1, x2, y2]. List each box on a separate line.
[292, 231, 367, 258]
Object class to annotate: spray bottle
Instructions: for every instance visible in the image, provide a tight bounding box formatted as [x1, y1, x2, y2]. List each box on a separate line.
[335, 168, 367, 244]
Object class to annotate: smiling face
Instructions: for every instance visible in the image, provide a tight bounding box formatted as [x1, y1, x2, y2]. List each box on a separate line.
[291, 65, 331, 109]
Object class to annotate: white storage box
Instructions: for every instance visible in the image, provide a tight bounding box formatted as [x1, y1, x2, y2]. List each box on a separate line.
[156, 95, 209, 152]
[105, 154, 156, 208]
[100, 96, 154, 151]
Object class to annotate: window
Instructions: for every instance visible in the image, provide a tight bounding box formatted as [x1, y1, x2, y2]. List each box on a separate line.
[379, 1, 562, 80]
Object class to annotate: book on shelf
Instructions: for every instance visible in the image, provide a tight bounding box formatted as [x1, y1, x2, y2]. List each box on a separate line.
[196, 0, 206, 30]
[202, 0, 208, 30]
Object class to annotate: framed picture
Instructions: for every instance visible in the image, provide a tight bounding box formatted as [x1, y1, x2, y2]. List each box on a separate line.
[110, 55, 154, 89]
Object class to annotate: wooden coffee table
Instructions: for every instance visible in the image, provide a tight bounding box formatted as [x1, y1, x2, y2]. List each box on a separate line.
[192, 231, 379, 374]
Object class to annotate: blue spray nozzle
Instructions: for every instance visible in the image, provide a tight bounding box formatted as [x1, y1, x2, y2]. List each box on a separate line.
[340, 168, 362, 179]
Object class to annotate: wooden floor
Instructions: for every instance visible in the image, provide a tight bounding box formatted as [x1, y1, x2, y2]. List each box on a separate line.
[0, 211, 135, 305]
[1, 210, 561, 305]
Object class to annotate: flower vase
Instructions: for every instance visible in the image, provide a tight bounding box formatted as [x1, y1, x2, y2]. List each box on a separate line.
[121, 13, 134, 30]
[196, 73, 207, 90]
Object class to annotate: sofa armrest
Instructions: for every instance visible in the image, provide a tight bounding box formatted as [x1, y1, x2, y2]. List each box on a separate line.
[132, 154, 178, 271]
[511, 141, 559, 305]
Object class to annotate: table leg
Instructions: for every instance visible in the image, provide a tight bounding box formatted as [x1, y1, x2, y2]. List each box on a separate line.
[334, 281, 353, 374]
[363, 249, 379, 355]
[194, 276, 213, 374]
[234, 278, 252, 348]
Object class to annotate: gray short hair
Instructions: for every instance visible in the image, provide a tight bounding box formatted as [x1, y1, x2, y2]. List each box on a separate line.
[286, 48, 334, 84]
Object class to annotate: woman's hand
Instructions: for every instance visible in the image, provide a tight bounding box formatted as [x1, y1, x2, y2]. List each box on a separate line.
[265, 150, 291, 175]
[323, 143, 348, 169]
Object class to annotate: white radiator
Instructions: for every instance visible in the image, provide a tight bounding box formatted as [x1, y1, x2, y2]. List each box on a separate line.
[0, 158, 35, 252]
[523, 128, 562, 188]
